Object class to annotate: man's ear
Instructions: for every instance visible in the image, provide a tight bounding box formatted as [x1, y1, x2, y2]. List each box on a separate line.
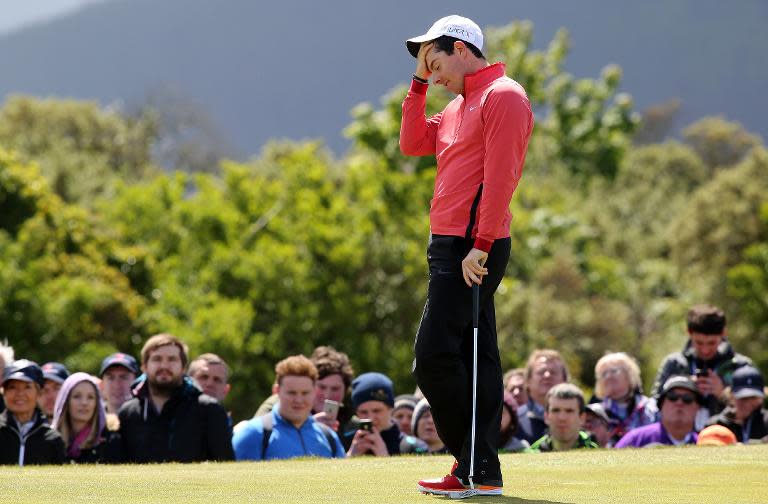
[272, 383, 279, 395]
[454, 40, 466, 57]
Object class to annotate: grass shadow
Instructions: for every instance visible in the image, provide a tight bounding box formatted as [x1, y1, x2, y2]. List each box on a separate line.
[421, 495, 571, 504]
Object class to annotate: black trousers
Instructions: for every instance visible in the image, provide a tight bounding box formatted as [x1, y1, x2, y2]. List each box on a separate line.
[413, 234, 510, 486]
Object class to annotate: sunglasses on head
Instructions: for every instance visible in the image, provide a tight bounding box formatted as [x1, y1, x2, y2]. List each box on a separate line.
[666, 392, 696, 404]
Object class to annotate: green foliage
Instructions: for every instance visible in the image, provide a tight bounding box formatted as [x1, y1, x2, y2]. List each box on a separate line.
[683, 117, 762, 172]
[668, 147, 768, 298]
[90, 141, 435, 417]
[0, 148, 147, 365]
[0, 96, 157, 204]
[346, 21, 639, 181]
[726, 203, 768, 370]
[1, 18, 766, 420]
[542, 64, 638, 180]
[586, 141, 707, 262]
[0, 148, 48, 236]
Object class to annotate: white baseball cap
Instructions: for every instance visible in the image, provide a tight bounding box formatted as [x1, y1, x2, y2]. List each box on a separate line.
[406, 15, 483, 58]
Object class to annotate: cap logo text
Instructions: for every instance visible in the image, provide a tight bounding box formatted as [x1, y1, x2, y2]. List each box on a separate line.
[445, 25, 475, 42]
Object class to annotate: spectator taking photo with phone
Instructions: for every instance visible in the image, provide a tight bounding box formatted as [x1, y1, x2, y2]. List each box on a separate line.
[345, 372, 427, 456]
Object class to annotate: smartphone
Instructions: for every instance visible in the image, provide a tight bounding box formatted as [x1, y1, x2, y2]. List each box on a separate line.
[695, 368, 708, 378]
[323, 399, 340, 421]
[358, 419, 373, 432]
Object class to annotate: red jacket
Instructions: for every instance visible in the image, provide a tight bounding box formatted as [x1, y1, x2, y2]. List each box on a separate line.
[400, 63, 533, 252]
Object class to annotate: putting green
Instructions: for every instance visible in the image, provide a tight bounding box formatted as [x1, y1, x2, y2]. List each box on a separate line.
[2, 445, 766, 503]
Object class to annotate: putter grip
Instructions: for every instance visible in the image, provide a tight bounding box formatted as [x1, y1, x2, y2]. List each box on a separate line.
[472, 283, 480, 327]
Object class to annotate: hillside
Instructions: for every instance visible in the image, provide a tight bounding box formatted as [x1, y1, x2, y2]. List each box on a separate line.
[0, 0, 765, 157]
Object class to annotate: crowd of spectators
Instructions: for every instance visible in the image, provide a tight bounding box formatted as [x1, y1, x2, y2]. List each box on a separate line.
[1, 304, 766, 466]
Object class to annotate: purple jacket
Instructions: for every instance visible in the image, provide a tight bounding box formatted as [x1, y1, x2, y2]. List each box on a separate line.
[615, 422, 697, 448]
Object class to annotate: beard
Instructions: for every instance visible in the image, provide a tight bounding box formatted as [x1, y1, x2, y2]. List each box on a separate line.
[148, 373, 183, 395]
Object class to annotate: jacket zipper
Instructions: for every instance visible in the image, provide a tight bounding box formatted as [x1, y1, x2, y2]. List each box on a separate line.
[295, 425, 308, 455]
[12, 422, 45, 466]
[450, 101, 466, 146]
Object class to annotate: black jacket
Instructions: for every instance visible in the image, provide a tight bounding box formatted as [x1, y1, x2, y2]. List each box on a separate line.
[0, 409, 65, 465]
[342, 422, 428, 455]
[651, 340, 753, 415]
[708, 406, 768, 443]
[118, 378, 234, 463]
[67, 428, 124, 464]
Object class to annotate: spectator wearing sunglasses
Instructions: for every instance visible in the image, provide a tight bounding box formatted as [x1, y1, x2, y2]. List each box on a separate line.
[615, 376, 702, 448]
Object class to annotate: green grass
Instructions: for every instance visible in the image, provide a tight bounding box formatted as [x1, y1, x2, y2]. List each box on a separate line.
[2, 445, 767, 503]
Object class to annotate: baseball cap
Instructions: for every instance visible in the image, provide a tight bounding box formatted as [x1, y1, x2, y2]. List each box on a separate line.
[658, 375, 702, 406]
[41, 362, 70, 384]
[3, 359, 45, 387]
[406, 15, 483, 58]
[696, 425, 737, 446]
[731, 366, 765, 400]
[585, 403, 611, 424]
[351, 372, 395, 409]
[393, 394, 418, 412]
[99, 352, 140, 377]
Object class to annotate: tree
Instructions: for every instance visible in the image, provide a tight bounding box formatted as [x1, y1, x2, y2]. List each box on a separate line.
[683, 117, 762, 172]
[633, 99, 681, 145]
[586, 141, 707, 263]
[726, 203, 768, 371]
[129, 83, 237, 173]
[667, 147, 768, 300]
[0, 148, 147, 366]
[0, 96, 157, 205]
[346, 21, 639, 181]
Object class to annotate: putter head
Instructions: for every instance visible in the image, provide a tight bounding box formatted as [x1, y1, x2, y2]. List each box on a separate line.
[449, 489, 479, 499]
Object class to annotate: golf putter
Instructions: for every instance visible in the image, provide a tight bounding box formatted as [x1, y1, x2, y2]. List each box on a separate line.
[468, 282, 480, 494]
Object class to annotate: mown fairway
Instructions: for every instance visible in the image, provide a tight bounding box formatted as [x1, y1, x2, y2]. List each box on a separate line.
[2, 445, 767, 503]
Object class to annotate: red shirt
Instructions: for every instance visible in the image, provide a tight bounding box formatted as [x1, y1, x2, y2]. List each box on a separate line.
[399, 63, 533, 252]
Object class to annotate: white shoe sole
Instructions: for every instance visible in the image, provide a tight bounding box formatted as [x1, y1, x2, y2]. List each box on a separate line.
[417, 484, 502, 499]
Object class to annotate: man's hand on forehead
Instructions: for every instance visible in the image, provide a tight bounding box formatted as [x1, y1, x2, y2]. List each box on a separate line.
[415, 41, 434, 80]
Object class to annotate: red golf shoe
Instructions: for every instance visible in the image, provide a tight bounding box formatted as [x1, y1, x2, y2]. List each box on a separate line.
[417, 462, 502, 499]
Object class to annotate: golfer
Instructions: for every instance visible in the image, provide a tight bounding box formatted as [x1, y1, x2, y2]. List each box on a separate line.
[400, 15, 533, 498]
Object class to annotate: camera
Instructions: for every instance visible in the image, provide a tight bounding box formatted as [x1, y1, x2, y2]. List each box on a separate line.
[358, 419, 373, 432]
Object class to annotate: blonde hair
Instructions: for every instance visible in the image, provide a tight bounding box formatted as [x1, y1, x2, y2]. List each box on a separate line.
[594, 352, 643, 399]
[57, 380, 100, 451]
[525, 350, 570, 383]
